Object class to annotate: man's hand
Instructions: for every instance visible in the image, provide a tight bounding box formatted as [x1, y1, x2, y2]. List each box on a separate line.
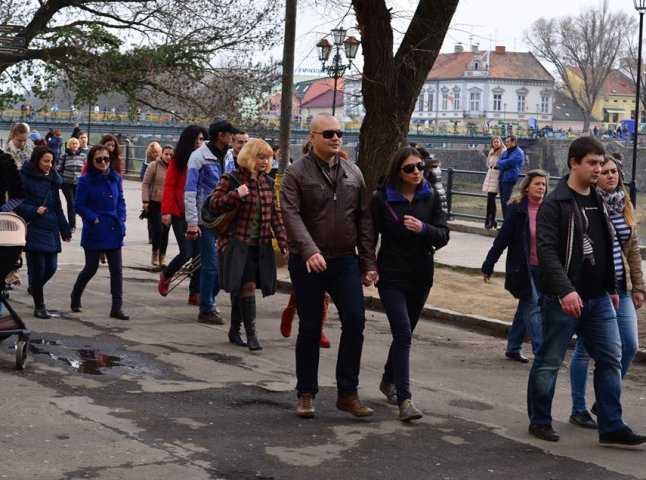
[161, 214, 171, 227]
[559, 291, 583, 318]
[610, 293, 620, 311]
[633, 291, 644, 310]
[305, 253, 326, 273]
[362, 270, 379, 286]
[186, 224, 200, 240]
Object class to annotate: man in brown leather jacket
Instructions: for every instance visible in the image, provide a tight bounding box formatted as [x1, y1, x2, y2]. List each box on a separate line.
[281, 112, 378, 419]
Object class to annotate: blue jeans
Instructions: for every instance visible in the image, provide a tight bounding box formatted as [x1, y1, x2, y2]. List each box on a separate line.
[289, 254, 366, 397]
[506, 265, 542, 355]
[527, 294, 624, 434]
[499, 181, 515, 217]
[569, 290, 639, 414]
[164, 215, 200, 294]
[379, 286, 430, 404]
[198, 226, 219, 313]
[25, 251, 58, 289]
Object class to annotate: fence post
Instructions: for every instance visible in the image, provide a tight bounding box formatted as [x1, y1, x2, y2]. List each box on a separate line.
[125, 141, 131, 174]
[446, 167, 454, 219]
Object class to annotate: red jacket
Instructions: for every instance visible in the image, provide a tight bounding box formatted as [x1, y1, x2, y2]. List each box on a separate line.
[162, 155, 186, 217]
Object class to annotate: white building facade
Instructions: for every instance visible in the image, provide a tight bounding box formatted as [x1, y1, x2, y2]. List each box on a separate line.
[345, 45, 555, 134]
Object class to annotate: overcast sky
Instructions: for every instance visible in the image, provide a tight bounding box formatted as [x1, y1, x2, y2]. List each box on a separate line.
[292, 0, 637, 73]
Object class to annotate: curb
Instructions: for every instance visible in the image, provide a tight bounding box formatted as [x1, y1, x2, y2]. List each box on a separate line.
[275, 277, 646, 365]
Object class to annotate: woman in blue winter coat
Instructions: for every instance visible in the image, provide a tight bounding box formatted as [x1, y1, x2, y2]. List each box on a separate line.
[71, 144, 129, 320]
[481, 169, 549, 363]
[14, 145, 72, 318]
[371, 146, 450, 422]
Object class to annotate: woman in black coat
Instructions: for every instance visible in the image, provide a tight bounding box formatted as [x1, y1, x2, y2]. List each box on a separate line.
[481, 169, 549, 362]
[14, 145, 72, 318]
[371, 146, 450, 422]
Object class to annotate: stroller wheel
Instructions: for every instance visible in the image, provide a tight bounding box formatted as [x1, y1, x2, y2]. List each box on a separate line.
[15, 340, 27, 370]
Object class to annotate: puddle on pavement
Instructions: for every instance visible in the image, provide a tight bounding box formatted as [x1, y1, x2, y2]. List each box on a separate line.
[29, 338, 122, 375]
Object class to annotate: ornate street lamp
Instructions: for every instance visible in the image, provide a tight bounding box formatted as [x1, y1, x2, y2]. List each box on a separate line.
[316, 28, 360, 116]
[631, 0, 646, 206]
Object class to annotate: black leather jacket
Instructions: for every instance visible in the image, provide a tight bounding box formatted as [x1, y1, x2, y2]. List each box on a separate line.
[536, 175, 616, 298]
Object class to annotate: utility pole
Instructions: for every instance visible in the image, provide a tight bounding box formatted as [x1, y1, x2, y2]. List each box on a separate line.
[278, 0, 297, 175]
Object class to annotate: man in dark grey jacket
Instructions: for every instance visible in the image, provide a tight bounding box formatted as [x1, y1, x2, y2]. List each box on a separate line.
[527, 137, 646, 446]
[281, 113, 378, 419]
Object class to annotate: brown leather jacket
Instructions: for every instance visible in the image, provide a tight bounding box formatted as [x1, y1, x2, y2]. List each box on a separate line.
[620, 228, 646, 294]
[281, 151, 377, 273]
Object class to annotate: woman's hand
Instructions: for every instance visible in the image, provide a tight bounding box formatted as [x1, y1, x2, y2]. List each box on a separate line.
[142, 202, 149, 213]
[186, 225, 200, 240]
[161, 214, 171, 227]
[237, 184, 249, 198]
[483, 274, 491, 283]
[403, 215, 423, 234]
[37, 206, 47, 215]
[632, 291, 644, 310]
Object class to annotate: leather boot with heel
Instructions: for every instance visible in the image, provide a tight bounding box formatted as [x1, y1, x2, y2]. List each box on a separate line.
[71, 288, 82, 312]
[228, 294, 247, 347]
[240, 296, 262, 351]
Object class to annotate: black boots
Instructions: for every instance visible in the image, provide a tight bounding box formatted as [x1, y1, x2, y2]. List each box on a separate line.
[32, 286, 51, 319]
[109, 308, 129, 320]
[228, 294, 247, 347]
[484, 214, 498, 230]
[71, 289, 82, 312]
[240, 296, 262, 351]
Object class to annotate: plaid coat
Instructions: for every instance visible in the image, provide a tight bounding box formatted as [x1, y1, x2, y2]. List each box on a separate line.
[208, 168, 288, 253]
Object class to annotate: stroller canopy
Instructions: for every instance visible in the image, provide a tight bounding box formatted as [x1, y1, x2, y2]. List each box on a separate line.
[0, 213, 26, 247]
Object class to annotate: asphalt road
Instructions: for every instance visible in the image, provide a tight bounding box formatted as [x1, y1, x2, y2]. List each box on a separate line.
[1, 179, 645, 480]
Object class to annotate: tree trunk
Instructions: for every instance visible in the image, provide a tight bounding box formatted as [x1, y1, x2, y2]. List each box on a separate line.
[352, 0, 459, 193]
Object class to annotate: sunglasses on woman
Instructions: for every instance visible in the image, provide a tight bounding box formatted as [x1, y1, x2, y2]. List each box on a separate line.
[313, 130, 343, 139]
[94, 156, 111, 164]
[401, 161, 425, 174]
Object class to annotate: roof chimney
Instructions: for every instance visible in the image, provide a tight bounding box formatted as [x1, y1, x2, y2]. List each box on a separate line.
[454, 43, 464, 53]
[495, 45, 506, 54]
[471, 43, 479, 52]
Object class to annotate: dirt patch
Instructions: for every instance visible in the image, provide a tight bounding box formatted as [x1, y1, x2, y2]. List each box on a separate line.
[386, 265, 646, 348]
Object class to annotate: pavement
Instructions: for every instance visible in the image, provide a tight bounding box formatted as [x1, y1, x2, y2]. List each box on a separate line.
[2, 179, 646, 479]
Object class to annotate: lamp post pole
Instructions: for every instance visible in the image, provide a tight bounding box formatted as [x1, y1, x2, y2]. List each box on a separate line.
[316, 28, 360, 118]
[631, 3, 645, 206]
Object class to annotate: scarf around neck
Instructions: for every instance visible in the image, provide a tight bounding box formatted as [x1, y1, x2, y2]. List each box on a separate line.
[599, 188, 626, 216]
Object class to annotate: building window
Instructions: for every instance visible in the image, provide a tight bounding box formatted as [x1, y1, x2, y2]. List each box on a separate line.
[540, 96, 549, 113]
[470, 92, 480, 111]
[454, 91, 460, 110]
[442, 92, 448, 110]
[418, 93, 425, 112]
[493, 94, 502, 111]
[428, 93, 434, 111]
[517, 95, 526, 112]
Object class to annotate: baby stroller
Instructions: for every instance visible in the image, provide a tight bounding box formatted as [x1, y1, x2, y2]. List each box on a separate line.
[0, 212, 30, 369]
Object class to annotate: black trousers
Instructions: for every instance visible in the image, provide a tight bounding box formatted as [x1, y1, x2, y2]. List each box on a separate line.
[148, 201, 170, 254]
[61, 183, 77, 229]
[73, 248, 123, 310]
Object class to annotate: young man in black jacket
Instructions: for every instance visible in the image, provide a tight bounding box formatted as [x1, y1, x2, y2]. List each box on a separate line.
[527, 137, 646, 446]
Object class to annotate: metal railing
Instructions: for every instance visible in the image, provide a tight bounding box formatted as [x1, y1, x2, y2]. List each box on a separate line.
[443, 167, 561, 223]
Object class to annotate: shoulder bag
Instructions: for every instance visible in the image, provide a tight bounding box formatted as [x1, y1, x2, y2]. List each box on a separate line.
[201, 172, 241, 235]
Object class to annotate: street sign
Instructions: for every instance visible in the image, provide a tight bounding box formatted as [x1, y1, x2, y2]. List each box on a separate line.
[0, 46, 26, 56]
[0, 25, 26, 34]
[0, 36, 25, 47]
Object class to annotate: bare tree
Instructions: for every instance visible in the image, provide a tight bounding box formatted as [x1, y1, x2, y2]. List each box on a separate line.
[0, 0, 281, 116]
[352, 0, 459, 192]
[620, 36, 646, 122]
[525, 0, 633, 132]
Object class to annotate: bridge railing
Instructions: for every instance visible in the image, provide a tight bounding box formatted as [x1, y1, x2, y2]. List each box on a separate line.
[443, 167, 561, 223]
